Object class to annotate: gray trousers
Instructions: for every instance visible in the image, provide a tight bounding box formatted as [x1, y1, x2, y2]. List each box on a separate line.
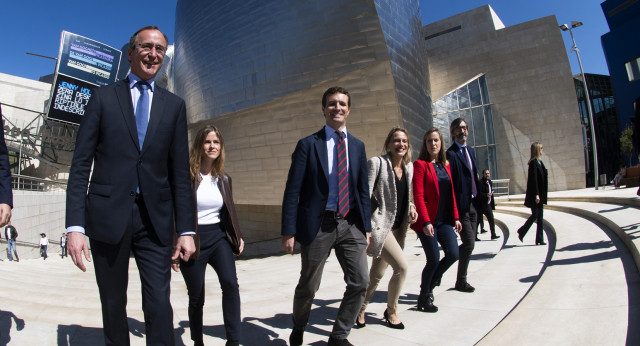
[292, 213, 369, 340]
[457, 202, 477, 282]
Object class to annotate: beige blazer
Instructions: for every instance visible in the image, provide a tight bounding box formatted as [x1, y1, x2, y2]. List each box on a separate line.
[368, 154, 414, 257]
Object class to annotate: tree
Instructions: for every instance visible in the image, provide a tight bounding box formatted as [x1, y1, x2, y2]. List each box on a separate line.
[620, 125, 633, 165]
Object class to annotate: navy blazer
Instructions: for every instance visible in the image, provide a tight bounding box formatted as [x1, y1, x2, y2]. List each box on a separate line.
[446, 143, 479, 214]
[281, 128, 371, 246]
[0, 105, 13, 207]
[65, 78, 194, 246]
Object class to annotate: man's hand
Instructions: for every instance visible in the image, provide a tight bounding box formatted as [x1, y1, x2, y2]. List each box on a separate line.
[68, 232, 91, 272]
[172, 235, 196, 264]
[282, 235, 295, 255]
[0, 203, 11, 227]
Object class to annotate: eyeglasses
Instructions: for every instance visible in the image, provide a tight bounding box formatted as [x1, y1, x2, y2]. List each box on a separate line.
[135, 43, 167, 55]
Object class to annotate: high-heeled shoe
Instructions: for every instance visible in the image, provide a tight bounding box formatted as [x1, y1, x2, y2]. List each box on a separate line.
[416, 293, 438, 313]
[354, 315, 366, 329]
[536, 241, 547, 245]
[383, 309, 405, 329]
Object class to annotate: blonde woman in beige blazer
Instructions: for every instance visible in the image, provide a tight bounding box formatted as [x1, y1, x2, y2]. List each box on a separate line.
[357, 128, 418, 330]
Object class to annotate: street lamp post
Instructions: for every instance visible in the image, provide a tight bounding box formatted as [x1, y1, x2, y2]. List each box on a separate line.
[560, 21, 599, 190]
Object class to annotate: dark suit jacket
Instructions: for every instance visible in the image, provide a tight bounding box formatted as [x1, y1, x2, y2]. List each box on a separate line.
[524, 159, 548, 208]
[446, 143, 479, 214]
[65, 78, 194, 246]
[477, 177, 495, 211]
[0, 105, 13, 208]
[281, 127, 371, 246]
[410, 160, 459, 232]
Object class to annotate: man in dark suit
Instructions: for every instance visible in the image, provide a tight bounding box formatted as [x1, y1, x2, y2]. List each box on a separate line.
[0, 105, 12, 227]
[281, 86, 371, 346]
[476, 169, 500, 240]
[65, 26, 195, 345]
[445, 117, 479, 293]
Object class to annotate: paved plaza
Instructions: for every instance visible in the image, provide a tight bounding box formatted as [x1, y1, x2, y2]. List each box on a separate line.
[0, 187, 638, 345]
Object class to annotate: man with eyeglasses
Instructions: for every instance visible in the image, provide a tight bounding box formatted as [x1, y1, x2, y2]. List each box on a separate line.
[445, 117, 480, 293]
[66, 26, 195, 345]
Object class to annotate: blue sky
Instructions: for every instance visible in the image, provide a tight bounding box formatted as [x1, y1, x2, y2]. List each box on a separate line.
[1, 1, 610, 82]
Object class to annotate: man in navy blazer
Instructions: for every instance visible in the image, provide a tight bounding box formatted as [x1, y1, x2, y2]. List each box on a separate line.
[282, 86, 371, 346]
[0, 105, 12, 227]
[445, 117, 479, 293]
[65, 26, 195, 345]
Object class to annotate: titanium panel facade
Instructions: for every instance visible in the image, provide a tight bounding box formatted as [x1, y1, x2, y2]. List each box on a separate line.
[173, 0, 431, 255]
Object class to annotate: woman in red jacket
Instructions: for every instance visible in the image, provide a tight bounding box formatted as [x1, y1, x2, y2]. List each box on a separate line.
[412, 128, 462, 313]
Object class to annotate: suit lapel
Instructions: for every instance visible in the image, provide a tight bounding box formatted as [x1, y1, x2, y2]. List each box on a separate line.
[347, 133, 359, 185]
[141, 86, 165, 154]
[115, 79, 140, 150]
[314, 129, 329, 182]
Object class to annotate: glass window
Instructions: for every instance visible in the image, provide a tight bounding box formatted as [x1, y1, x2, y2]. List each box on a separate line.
[485, 106, 495, 144]
[475, 146, 488, 174]
[458, 86, 470, 109]
[488, 146, 498, 178]
[479, 75, 490, 104]
[472, 107, 486, 146]
[469, 79, 482, 106]
[432, 74, 498, 177]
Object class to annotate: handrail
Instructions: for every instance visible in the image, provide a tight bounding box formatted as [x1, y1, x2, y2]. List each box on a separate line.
[11, 174, 67, 193]
[492, 178, 510, 200]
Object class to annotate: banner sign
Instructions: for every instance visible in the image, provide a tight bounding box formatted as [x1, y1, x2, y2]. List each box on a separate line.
[47, 31, 121, 125]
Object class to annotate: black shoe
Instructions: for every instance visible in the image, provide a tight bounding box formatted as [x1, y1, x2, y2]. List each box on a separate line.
[475, 237, 481, 241]
[354, 314, 366, 329]
[518, 230, 524, 242]
[417, 293, 438, 312]
[491, 234, 501, 240]
[328, 336, 353, 346]
[383, 309, 405, 329]
[225, 342, 240, 346]
[536, 241, 547, 245]
[480, 229, 488, 234]
[455, 281, 475, 293]
[289, 328, 303, 346]
[429, 278, 441, 292]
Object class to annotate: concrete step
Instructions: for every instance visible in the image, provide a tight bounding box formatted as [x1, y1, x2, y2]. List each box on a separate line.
[483, 206, 639, 345]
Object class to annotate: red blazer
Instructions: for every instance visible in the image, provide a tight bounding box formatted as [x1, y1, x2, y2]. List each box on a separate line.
[411, 159, 459, 232]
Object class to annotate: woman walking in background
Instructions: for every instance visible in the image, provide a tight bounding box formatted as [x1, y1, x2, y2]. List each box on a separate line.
[356, 127, 418, 330]
[39, 233, 49, 260]
[517, 142, 548, 245]
[173, 125, 244, 346]
[412, 128, 462, 313]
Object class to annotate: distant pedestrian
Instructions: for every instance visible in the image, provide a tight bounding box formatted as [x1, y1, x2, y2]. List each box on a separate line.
[40, 233, 49, 259]
[476, 169, 500, 240]
[517, 142, 548, 245]
[5, 222, 18, 261]
[60, 233, 68, 258]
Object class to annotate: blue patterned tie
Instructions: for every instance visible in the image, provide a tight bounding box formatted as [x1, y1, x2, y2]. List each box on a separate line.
[336, 131, 349, 217]
[135, 81, 150, 149]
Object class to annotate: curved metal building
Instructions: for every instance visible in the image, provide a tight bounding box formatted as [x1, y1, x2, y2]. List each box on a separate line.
[173, 0, 431, 251]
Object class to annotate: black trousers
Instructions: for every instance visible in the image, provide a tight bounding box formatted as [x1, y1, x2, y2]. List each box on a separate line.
[456, 202, 477, 282]
[518, 205, 545, 243]
[180, 223, 241, 344]
[90, 199, 174, 346]
[477, 206, 497, 237]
